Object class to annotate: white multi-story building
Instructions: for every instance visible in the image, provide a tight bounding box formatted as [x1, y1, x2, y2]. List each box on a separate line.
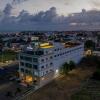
[19, 41, 84, 87]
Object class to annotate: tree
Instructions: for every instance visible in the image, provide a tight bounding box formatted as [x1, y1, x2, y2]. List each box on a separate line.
[69, 61, 76, 70]
[92, 69, 100, 80]
[60, 62, 70, 75]
[80, 56, 99, 67]
[85, 40, 95, 50]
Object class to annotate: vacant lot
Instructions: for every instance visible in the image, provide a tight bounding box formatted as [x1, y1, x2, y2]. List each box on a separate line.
[71, 80, 100, 100]
[23, 67, 96, 100]
[0, 50, 17, 62]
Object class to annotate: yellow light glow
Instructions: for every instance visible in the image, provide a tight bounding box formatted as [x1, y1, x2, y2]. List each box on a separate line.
[86, 50, 92, 55]
[40, 46, 53, 48]
[40, 43, 53, 48]
[25, 75, 33, 83]
[40, 43, 50, 47]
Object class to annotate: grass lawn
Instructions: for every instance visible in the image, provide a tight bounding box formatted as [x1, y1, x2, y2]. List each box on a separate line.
[0, 50, 17, 62]
[23, 67, 95, 100]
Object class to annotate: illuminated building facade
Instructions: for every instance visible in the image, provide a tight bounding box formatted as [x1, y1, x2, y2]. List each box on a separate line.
[19, 41, 84, 87]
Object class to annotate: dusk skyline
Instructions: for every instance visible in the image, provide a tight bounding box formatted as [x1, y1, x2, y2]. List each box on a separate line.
[0, 0, 100, 31]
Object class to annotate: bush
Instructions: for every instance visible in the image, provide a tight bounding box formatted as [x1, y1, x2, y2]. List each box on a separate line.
[80, 56, 99, 66]
[92, 69, 100, 80]
[60, 61, 76, 75]
[60, 62, 69, 75]
[69, 61, 76, 70]
[85, 40, 95, 50]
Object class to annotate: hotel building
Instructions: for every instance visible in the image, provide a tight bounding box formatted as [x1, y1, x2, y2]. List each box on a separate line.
[19, 41, 84, 87]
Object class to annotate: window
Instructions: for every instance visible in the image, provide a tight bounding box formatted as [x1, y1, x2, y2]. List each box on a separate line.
[35, 51, 44, 55]
[33, 58, 38, 62]
[46, 51, 48, 54]
[25, 69, 31, 74]
[46, 58, 48, 61]
[41, 59, 44, 62]
[41, 66, 44, 69]
[33, 65, 38, 69]
[55, 49, 57, 51]
[50, 62, 53, 65]
[46, 71, 48, 73]
[60, 54, 62, 56]
[50, 56, 53, 59]
[34, 71, 38, 76]
[21, 68, 24, 72]
[20, 62, 24, 66]
[25, 57, 32, 62]
[60, 48, 62, 50]
[50, 69, 52, 72]
[25, 63, 32, 68]
[20, 56, 24, 60]
[42, 72, 45, 76]
[54, 55, 56, 57]
[46, 64, 48, 67]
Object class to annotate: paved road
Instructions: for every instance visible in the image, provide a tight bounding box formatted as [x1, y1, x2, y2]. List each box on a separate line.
[0, 62, 20, 100]
[0, 63, 19, 84]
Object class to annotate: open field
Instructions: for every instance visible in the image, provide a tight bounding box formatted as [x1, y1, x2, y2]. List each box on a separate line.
[71, 80, 100, 100]
[0, 50, 17, 62]
[23, 67, 96, 100]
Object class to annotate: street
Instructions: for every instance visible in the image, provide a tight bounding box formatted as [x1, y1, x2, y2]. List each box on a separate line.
[0, 62, 34, 100]
[0, 63, 18, 84]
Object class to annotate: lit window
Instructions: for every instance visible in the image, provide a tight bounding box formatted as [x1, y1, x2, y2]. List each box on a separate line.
[25, 75, 33, 83]
[56, 69, 59, 74]
[34, 71, 38, 76]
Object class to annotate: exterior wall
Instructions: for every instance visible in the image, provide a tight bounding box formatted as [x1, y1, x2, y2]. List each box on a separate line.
[19, 42, 84, 87]
[39, 71, 54, 87]
[53, 43, 84, 75]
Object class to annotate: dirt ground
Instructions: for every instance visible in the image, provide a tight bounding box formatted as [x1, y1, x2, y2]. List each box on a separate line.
[24, 67, 96, 100]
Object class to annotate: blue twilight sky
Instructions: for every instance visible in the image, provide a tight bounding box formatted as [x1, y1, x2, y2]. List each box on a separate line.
[0, 0, 100, 31]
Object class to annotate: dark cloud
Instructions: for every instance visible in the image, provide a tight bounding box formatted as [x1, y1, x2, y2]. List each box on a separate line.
[1, 6, 100, 31]
[3, 3, 13, 16]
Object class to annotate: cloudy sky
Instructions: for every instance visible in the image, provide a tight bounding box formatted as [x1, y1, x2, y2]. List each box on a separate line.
[0, 0, 100, 31]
